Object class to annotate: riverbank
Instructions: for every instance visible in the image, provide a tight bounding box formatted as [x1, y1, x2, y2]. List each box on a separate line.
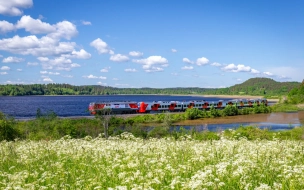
[174, 111, 304, 125]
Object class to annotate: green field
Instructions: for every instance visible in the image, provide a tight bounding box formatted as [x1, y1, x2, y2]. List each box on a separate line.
[1, 133, 304, 189]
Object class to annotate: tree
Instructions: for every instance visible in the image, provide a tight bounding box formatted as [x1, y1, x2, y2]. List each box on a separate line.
[95, 108, 112, 139]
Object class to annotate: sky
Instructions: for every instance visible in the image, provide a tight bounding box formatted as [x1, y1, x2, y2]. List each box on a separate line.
[0, 0, 303, 88]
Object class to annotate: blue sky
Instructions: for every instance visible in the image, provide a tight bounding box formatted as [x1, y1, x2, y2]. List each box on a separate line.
[0, 0, 303, 88]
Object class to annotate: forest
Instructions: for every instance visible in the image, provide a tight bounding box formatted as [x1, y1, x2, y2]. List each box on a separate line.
[0, 77, 301, 96]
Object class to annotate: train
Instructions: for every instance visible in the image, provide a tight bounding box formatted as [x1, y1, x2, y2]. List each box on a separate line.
[88, 98, 268, 115]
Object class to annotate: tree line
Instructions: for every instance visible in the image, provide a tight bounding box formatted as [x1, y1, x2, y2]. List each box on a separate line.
[0, 77, 301, 96]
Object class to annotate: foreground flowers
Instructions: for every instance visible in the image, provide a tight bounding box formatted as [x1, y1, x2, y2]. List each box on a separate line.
[1, 133, 304, 189]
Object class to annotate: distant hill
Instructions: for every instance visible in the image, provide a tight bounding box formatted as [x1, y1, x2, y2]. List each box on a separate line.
[203, 78, 301, 96]
[0, 77, 301, 96]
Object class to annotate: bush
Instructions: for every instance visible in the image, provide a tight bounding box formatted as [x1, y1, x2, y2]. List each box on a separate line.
[210, 106, 221, 118]
[147, 126, 169, 138]
[185, 108, 203, 120]
[0, 113, 20, 141]
[223, 126, 272, 140]
[222, 105, 239, 116]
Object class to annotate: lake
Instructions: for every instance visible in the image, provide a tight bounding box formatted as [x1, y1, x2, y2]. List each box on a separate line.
[0, 95, 230, 118]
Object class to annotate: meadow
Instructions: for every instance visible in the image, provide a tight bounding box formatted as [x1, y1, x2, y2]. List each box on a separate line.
[1, 133, 304, 189]
[1, 103, 304, 189]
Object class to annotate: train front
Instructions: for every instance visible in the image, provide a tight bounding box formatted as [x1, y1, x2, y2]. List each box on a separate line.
[88, 102, 105, 115]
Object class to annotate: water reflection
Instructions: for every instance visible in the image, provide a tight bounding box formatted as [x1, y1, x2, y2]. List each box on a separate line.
[172, 111, 304, 131]
[171, 123, 301, 132]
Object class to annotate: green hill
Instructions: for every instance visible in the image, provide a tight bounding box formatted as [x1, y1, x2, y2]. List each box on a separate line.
[202, 78, 301, 96]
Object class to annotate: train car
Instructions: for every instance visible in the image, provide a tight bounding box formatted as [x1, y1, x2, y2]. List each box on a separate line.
[138, 101, 184, 113]
[89, 101, 138, 114]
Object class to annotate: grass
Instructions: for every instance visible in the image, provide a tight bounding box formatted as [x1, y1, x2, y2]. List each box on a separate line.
[1, 134, 304, 189]
[271, 103, 299, 112]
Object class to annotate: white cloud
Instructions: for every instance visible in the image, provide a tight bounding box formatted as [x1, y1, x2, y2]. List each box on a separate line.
[71, 63, 80, 68]
[115, 83, 129, 86]
[43, 77, 53, 82]
[237, 78, 243, 82]
[100, 67, 110, 72]
[110, 54, 129, 62]
[83, 74, 98, 79]
[266, 66, 303, 81]
[1, 66, 10, 70]
[0, 35, 76, 56]
[113, 78, 119, 81]
[133, 56, 168, 72]
[40, 71, 48, 74]
[277, 75, 291, 80]
[129, 51, 143, 57]
[48, 21, 78, 40]
[2, 56, 24, 63]
[171, 49, 177, 53]
[17, 69, 22, 71]
[83, 74, 106, 79]
[196, 57, 209, 66]
[97, 82, 107, 85]
[0, 0, 33, 16]
[0, 72, 8, 75]
[0, 17, 88, 58]
[221, 63, 251, 73]
[90, 38, 114, 54]
[27, 62, 38, 66]
[14, 15, 78, 40]
[82, 21, 91, 25]
[0, 20, 15, 33]
[39, 56, 80, 71]
[183, 58, 194, 64]
[37, 57, 49, 62]
[38, 14, 44, 20]
[211, 62, 222, 67]
[16, 15, 56, 34]
[64, 49, 91, 59]
[171, 73, 178, 76]
[181, 66, 194, 70]
[49, 72, 60, 75]
[145, 67, 164, 73]
[124, 68, 137, 72]
[263, 71, 273, 76]
[251, 69, 260, 74]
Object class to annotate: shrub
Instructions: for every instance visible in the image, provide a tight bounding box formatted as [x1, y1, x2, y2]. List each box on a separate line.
[0, 113, 21, 141]
[184, 108, 203, 120]
[210, 106, 221, 117]
[147, 126, 169, 138]
[222, 105, 239, 116]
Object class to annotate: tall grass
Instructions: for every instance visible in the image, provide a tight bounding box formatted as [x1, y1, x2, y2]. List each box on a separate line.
[1, 134, 304, 189]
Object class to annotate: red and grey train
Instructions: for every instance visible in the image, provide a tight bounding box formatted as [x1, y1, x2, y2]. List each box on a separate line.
[88, 98, 268, 115]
